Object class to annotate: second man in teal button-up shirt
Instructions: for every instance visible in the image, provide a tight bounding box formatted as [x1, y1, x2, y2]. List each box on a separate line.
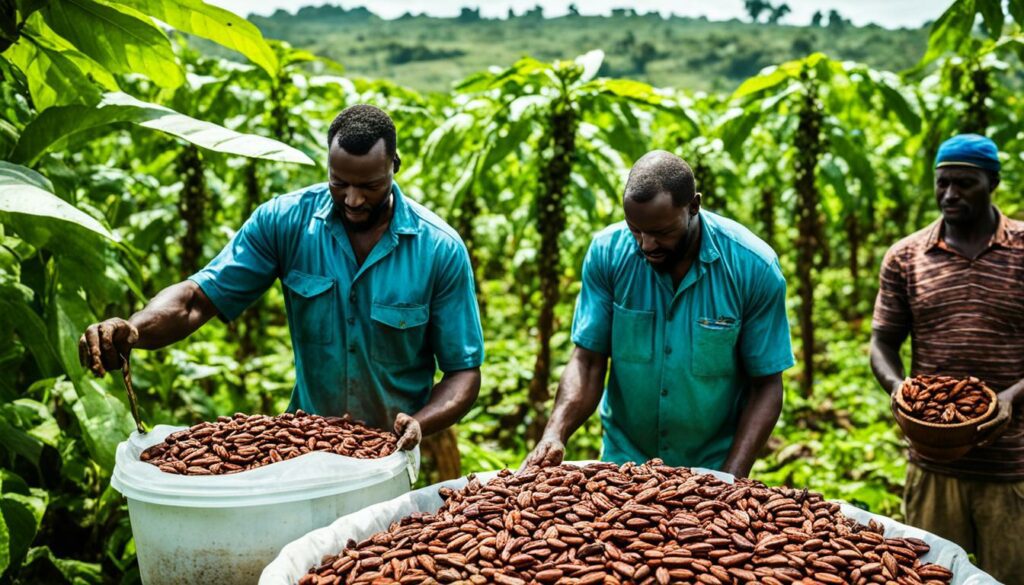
[525, 150, 793, 476]
[78, 105, 483, 451]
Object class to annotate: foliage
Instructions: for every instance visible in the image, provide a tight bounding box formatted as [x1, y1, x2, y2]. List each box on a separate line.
[247, 7, 930, 93]
[0, 0, 1022, 583]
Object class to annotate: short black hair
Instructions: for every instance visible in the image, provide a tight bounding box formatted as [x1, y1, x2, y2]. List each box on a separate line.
[327, 104, 397, 159]
[624, 150, 696, 207]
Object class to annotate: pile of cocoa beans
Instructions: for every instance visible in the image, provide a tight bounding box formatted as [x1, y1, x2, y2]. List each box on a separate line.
[898, 375, 992, 425]
[300, 461, 953, 585]
[141, 410, 397, 475]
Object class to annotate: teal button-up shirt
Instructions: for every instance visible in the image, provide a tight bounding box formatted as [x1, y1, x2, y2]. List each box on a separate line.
[571, 211, 794, 469]
[190, 183, 484, 428]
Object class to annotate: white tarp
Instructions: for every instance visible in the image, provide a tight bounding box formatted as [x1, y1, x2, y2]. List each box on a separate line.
[260, 463, 999, 585]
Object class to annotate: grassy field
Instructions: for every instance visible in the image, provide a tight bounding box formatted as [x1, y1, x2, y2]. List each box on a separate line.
[249, 5, 929, 93]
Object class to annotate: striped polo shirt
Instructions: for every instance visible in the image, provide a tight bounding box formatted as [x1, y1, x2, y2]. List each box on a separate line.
[873, 210, 1024, 481]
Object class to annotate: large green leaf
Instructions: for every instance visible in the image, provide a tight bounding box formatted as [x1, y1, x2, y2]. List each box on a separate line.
[1010, 0, 1024, 25]
[11, 92, 315, 165]
[0, 163, 114, 240]
[4, 14, 119, 111]
[56, 378, 133, 471]
[114, 0, 279, 77]
[922, 0, 977, 64]
[865, 71, 921, 134]
[22, 546, 102, 584]
[0, 161, 51, 192]
[0, 285, 63, 378]
[976, 0, 1004, 39]
[717, 107, 762, 158]
[0, 470, 46, 577]
[732, 66, 791, 100]
[39, 0, 184, 88]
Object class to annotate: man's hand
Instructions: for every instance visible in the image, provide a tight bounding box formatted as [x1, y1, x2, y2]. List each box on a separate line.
[977, 398, 1012, 447]
[79, 318, 139, 377]
[394, 413, 422, 451]
[520, 436, 565, 471]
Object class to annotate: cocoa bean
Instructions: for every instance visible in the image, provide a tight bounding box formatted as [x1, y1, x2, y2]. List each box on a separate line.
[142, 410, 398, 476]
[299, 461, 955, 585]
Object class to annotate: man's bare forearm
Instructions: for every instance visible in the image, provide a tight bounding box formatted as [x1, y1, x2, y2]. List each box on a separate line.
[130, 280, 219, 349]
[722, 373, 783, 478]
[541, 346, 608, 442]
[411, 368, 481, 437]
[870, 328, 909, 394]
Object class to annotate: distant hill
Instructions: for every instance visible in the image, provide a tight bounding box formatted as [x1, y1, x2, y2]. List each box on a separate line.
[248, 5, 929, 94]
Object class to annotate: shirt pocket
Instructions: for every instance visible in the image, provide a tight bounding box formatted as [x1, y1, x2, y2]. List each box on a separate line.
[692, 317, 740, 377]
[611, 303, 655, 363]
[371, 302, 429, 365]
[282, 270, 337, 345]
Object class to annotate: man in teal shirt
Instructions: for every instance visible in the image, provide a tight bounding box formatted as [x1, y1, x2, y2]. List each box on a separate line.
[524, 151, 793, 476]
[78, 105, 484, 450]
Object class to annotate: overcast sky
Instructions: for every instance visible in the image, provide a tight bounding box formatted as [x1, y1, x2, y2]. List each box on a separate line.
[208, 0, 946, 29]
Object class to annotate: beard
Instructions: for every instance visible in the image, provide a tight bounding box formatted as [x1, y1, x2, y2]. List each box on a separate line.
[646, 241, 687, 272]
[339, 194, 392, 232]
[645, 231, 693, 273]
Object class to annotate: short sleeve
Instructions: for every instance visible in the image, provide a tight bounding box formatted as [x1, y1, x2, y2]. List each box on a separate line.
[189, 202, 280, 321]
[571, 240, 614, 356]
[738, 258, 795, 377]
[872, 246, 911, 334]
[428, 241, 484, 372]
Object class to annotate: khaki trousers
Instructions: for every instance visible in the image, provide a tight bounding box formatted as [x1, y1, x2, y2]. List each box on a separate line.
[904, 463, 1024, 584]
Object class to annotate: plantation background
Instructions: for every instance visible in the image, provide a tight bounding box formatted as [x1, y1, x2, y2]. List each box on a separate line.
[0, 0, 1022, 582]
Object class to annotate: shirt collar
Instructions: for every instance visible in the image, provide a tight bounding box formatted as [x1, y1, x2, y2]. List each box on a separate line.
[927, 207, 1022, 253]
[313, 182, 422, 236]
[697, 212, 722, 264]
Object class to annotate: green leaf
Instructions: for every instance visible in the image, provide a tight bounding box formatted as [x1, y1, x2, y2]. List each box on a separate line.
[0, 162, 115, 240]
[4, 14, 119, 110]
[113, 0, 279, 77]
[575, 49, 604, 84]
[0, 161, 51, 192]
[23, 546, 103, 584]
[55, 378, 133, 471]
[0, 286, 63, 377]
[732, 66, 791, 100]
[922, 0, 977, 64]
[0, 416, 43, 466]
[995, 34, 1024, 62]
[717, 107, 762, 158]
[864, 71, 921, 134]
[976, 0, 1004, 39]
[0, 482, 10, 577]
[820, 158, 852, 208]
[0, 470, 47, 575]
[829, 129, 877, 202]
[39, 0, 184, 88]
[12, 92, 315, 165]
[1010, 0, 1024, 25]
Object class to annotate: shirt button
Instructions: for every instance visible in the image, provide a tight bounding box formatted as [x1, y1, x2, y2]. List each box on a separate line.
[664, 346, 672, 355]
[349, 292, 356, 303]
[348, 344, 356, 354]
[661, 429, 668, 437]
[661, 388, 668, 397]
[347, 317, 355, 325]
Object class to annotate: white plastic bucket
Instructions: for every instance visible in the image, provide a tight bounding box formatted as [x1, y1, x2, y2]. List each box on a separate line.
[261, 463, 997, 585]
[112, 425, 419, 585]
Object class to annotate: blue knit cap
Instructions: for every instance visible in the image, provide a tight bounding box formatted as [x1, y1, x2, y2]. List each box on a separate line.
[935, 134, 1000, 172]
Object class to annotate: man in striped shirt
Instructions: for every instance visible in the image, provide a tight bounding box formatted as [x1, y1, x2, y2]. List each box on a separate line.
[870, 134, 1023, 582]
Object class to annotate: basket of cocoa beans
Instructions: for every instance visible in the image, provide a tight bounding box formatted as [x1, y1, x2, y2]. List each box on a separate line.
[892, 375, 997, 461]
